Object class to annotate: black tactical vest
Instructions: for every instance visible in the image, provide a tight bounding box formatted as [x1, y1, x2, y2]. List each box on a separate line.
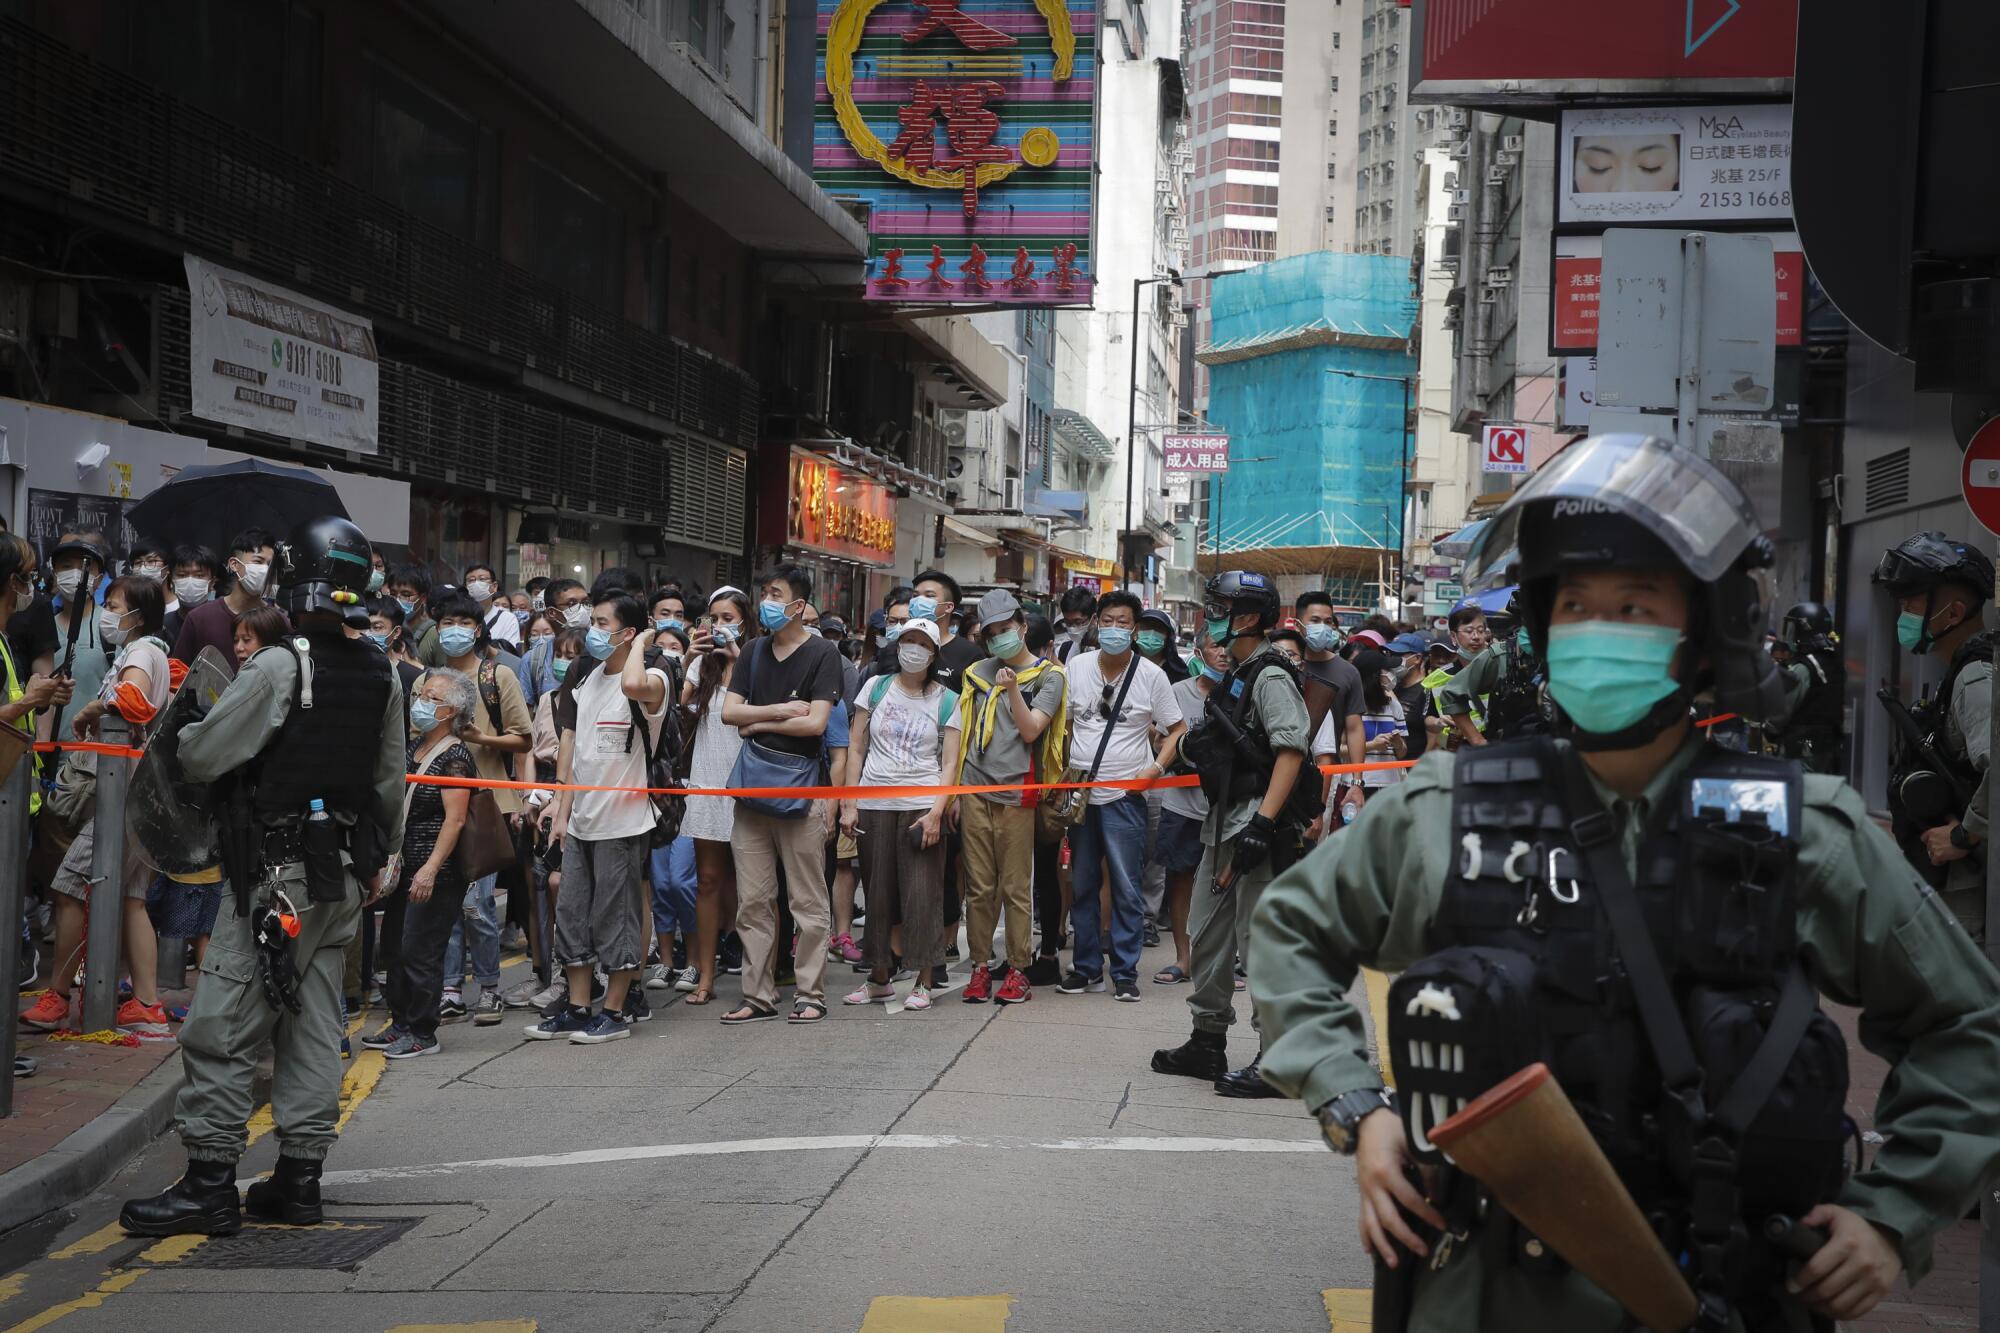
[253, 631, 395, 821]
[1410, 737, 1849, 1321]
[1181, 647, 1317, 825]
[1482, 642, 1551, 742]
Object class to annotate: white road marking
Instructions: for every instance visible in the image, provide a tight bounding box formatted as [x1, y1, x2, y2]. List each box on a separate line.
[316, 1133, 1322, 1186]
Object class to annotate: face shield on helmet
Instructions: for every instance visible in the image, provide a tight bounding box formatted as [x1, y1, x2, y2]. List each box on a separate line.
[1467, 434, 1784, 746]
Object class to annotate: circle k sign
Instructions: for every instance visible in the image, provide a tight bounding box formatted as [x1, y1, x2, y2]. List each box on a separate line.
[1483, 423, 1529, 475]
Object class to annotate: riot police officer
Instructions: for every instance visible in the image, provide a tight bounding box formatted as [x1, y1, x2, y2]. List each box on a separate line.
[1873, 532, 1996, 939]
[1152, 570, 1312, 1099]
[1439, 591, 1548, 746]
[121, 516, 407, 1237]
[1766, 601, 1846, 774]
[1250, 436, 2000, 1331]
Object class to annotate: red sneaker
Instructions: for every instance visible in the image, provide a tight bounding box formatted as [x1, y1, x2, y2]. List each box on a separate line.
[20, 990, 68, 1031]
[961, 964, 993, 1004]
[994, 967, 1032, 1005]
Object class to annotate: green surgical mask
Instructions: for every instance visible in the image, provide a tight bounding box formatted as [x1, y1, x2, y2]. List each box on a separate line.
[985, 630, 1023, 660]
[551, 657, 571, 681]
[1136, 629, 1167, 656]
[1204, 617, 1232, 646]
[1516, 627, 1532, 654]
[1544, 621, 1683, 735]
[1896, 610, 1931, 654]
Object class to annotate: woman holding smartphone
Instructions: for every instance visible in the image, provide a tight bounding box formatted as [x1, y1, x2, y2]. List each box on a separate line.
[840, 618, 962, 1012]
[679, 586, 756, 1004]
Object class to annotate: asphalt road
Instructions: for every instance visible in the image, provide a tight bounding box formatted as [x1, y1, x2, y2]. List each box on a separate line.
[0, 942, 1384, 1333]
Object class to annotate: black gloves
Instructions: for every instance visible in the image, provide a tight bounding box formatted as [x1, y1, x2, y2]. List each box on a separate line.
[1228, 812, 1279, 882]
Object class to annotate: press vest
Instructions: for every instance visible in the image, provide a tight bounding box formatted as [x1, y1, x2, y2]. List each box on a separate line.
[252, 631, 394, 821]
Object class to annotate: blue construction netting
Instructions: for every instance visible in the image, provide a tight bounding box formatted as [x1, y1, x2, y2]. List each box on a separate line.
[1205, 253, 1419, 554]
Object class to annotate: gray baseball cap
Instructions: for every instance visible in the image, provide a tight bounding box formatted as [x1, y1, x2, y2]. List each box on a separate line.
[976, 588, 1022, 628]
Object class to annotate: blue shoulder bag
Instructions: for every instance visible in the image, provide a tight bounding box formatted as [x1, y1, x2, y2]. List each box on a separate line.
[725, 638, 823, 819]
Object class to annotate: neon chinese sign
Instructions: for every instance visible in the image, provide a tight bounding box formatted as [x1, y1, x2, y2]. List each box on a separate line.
[770, 452, 897, 565]
[817, 0, 1098, 307]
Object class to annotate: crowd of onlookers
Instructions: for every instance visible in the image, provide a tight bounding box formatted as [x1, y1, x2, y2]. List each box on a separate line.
[11, 522, 1492, 1066]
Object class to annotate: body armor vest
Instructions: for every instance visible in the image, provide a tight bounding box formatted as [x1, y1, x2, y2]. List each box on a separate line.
[1395, 738, 1849, 1325]
[1886, 631, 1996, 883]
[253, 631, 394, 821]
[1482, 643, 1550, 742]
[1773, 651, 1845, 773]
[1180, 647, 1318, 827]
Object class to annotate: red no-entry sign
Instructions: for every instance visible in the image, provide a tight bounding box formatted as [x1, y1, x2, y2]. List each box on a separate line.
[1962, 417, 2000, 537]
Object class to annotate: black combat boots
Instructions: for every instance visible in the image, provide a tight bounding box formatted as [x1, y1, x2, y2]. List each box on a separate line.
[1214, 1053, 1282, 1099]
[119, 1158, 242, 1237]
[1151, 1028, 1229, 1079]
[245, 1154, 324, 1225]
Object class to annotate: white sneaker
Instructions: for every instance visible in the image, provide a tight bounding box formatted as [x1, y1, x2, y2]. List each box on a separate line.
[673, 966, 700, 992]
[904, 985, 933, 1011]
[843, 982, 896, 1005]
[643, 963, 672, 991]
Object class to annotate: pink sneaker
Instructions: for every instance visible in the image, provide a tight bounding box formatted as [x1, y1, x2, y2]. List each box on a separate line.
[828, 933, 863, 965]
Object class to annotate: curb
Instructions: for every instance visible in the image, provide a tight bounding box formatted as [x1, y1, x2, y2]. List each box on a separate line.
[0, 1051, 184, 1237]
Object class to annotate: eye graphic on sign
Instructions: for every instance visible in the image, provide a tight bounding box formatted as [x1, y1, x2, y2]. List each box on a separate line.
[825, 0, 1073, 212]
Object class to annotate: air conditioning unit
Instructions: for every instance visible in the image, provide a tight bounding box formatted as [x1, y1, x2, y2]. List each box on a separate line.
[1488, 165, 1507, 186]
[1495, 150, 1520, 168]
[1448, 109, 1469, 129]
[1451, 188, 1470, 205]
[1002, 477, 1024, 511]
[1163, 195, 1182, 214]
[1441, 307, 1462, 330]
[1502, 133, 1524, 152]
[1438, 255, 1460, 274]
[1156, 176, 1173, 193]
[1447, 203, 1466, 220]
[1449, 141, 1470, 160]
[1486, 264, 1513, 286]
[1478, 290, 1497, 306]
[1442, 172, 1457, 191]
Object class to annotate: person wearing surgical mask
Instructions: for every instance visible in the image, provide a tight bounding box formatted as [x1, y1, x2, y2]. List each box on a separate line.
[517, 577, 590, 711]
[368, 548, 390, 596]
[167, 526, 283, 680]
[912, 569, 984, 692]
[675, 585, 756, 1006]
[162, 542, 220, 646]
[1293, 590, 1369, 812]
[420, 591, 531, 1027]
[367, 595, 425, 725]
[384, 564, 446, 669]
[1055, 585, 1099, 665]
[1059, 590, 1188, 1003]
[24, 532, 111, 739]
[28, 573, 175, 1041]
[462, 561, 521, 651]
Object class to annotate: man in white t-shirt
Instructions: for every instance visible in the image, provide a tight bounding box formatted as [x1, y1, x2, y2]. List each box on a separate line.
[1058, 590, 1186, 1002]
[464, 561, 521, 649]
[527, 592, 670, 1045]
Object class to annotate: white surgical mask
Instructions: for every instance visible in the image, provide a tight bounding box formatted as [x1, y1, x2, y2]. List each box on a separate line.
[234, 560, 270, 596]
[174, 576, 212, 607]
[467, 579, 494, 602]
[130, 564, 165, 583]
[563, 604, 591, 628]
[897, 642, 934, 674]
[98, 608, 132, 646]
[55, 569, 84, 597]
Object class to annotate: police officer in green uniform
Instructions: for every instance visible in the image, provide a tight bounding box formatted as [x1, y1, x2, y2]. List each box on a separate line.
[1250, 436, 2000, 1331]
[1873, 532, 1994, 941]
[1152, 571, 1311, 1099]
[1765, 601, 1846, 774]
[1438, 593, 1547, 747]
[121, 516, 406, 1236]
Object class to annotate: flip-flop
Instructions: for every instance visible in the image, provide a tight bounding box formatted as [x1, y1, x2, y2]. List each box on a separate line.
[685, 986, 716, 1006]
[1152, 965, 1189, 984]
[788, 999, 828, 1024]
[719, 1002, 778, 1025]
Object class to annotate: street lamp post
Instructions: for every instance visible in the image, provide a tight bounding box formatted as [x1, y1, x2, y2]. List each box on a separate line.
[1124, 273, 1180, 590]
[1325, 367, 1414, 609]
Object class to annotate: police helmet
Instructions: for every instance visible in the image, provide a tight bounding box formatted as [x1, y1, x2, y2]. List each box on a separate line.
[276, 515, 373, 625]
[1465, 433, 1783, 746]
[1778, 601, 1839, 654]
[1203, 570, 1280, 632]
[1871, 531, 1994, 602]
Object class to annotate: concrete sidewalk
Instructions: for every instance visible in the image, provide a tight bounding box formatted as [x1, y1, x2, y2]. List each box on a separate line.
[0, 1026, 182, 1237]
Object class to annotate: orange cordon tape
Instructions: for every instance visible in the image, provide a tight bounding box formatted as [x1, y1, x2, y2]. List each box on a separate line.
[399, 758, 1425, 801]
[30, 740, 145, 757]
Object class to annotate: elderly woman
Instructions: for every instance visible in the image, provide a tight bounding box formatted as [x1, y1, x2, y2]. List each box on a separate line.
[363, 668, 477, 1060]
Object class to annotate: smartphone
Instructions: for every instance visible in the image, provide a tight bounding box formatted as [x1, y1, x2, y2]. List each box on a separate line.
[698, 614, 715, 632]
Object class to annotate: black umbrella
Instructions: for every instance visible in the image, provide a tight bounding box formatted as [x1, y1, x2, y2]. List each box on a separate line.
[127, 459, 349, 556]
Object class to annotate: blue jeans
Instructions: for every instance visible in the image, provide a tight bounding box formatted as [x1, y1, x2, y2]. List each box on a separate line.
[1068, 794, 1149, 984]
[443, 872, 501, 992]
[649, 837, 698, 936]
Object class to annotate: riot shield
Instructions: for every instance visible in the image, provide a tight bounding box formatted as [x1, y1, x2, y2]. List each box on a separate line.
[127, 647, 235, 875]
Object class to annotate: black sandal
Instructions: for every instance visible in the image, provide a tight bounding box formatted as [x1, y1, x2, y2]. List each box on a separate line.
[719, 1002, 779, 1025]
[788, 999, 828, 1024]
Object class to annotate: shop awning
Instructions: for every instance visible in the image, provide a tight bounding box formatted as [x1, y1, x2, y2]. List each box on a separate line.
[1050, 409, 1115, 460]
[1026, 488, 1088, 524]
[1431, 518, 1488, 558]
[940, 514, 1003, 551]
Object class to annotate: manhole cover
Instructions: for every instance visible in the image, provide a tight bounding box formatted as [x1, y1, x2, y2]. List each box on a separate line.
[169, 1216, 422, 1270]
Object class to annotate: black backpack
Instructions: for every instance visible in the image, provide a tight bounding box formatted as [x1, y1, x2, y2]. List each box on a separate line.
[628, 692, 685, 850]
